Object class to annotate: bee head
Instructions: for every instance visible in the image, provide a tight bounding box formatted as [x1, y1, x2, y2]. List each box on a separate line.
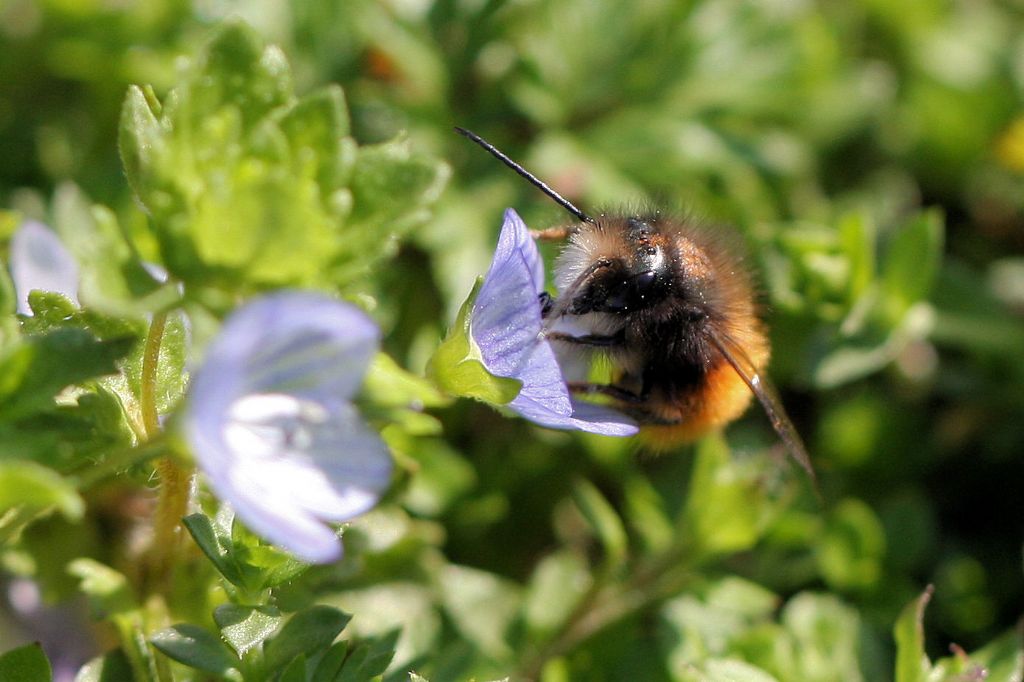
[566, 217, 674, 315]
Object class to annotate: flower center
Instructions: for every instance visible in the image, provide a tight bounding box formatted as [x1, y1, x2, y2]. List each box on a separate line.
[223, 393, 329, 459]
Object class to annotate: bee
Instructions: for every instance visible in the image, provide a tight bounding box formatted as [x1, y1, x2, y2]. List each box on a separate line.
[456, 127, 817, 488]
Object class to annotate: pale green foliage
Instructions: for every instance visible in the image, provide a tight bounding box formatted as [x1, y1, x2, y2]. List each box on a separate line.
[0, 2, 1021, 681]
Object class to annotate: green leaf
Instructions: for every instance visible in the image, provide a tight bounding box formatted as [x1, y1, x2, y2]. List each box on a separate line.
[681, 434, 769, 557]
[336, 630, 399, 682]
[310, 641, 349, 682]
[690, 659, 780, 682]
[74, 650, 134, 682]
[816, 499, 886, 591]
[623, 476, 674, 553]
[121, 309, 188, 415]
[439, 565, 521, 659]
[934, 628, 1024, 681]
[570, 479, 628, 568]
[837, 212, 876, 305]
[186, 142, 338, 285]
[262, 606, 352, 674]
[181, 513, 246, 587]
[227, 515, 311, 589]
[51, 184, 172, 316]
[811, 339, 896, 389]
[19, 291, 143, 348]
[68, 559, 162, 681]
[327, 583, 437, 673]
[401, 438, 477, 516]
[427, 278, 523, 405]
[0, 244, 19, 345]
[152, 310, 188, 413]
[192, 150, 339, 285]
[523, 550, 592, 637]
[881, 210, 944, 324]
[278, 655, 308, 682]
[362, 352, 450, 409]
[22, 290, 77, 327]
[0, 329, 135, 421]
[119, 21, 446, 292]
[214, 605, 283, 657]
[150, 624, 239, 676]
[330, 135, 449, 283]
[0, 643, 52, 682]
[782, 593, 865, 681]
[240, 545, 310, 588]
[660, 577, 779, 670]
[67, 559, 137, 618]
[348, 135, 449, 233]
[188, 21, 293, 131]
[118, 84, 165, 202]
[119, 22, 346, 288]
[277, 85, 352, 193]
[0, 460, 84, 524]
[893, 586, 934, 682]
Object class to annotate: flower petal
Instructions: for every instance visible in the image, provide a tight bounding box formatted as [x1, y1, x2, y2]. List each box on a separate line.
[223, 396, 392, 521]
[184, 292, 391, 563]
[223, 477, 345, 564]
[472, 212, 572, 419]
[212, 396, 391, 563]
[9, 221, 80, 315]
[565, 399, 640, 436]
[193, 291, 380, 404]
[498, 208, 545, 291]
[470, 209, 638, 435]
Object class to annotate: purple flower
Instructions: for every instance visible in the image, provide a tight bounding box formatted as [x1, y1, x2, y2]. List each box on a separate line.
[184, 292, 392, 564]
[8, 221, 79, 315]
[470, 209, 637, 436]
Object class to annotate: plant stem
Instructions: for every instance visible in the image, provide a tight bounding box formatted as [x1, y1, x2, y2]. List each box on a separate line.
[141, 311, 167, 438]
[141, 311, 193, 587]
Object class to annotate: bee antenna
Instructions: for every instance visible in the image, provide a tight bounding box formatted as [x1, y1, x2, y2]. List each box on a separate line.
[454, 127, 595, 225]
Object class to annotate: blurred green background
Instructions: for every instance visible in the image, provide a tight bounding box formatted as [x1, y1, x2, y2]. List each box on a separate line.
[1, 0, 1022, 679]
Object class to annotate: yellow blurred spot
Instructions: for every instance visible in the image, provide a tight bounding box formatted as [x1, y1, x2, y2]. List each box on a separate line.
[995, 117, 1024, 172]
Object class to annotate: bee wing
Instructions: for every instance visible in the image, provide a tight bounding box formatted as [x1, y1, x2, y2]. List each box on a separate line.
[706, 330, 820, 497]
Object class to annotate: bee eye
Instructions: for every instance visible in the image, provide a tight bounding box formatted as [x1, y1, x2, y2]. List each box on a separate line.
[634, 270, 657, 292]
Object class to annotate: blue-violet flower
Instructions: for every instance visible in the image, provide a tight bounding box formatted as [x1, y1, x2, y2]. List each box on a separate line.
[470, 209, 637, 436]
[9, 220, 80, 315]
[184, 292, 392, 563]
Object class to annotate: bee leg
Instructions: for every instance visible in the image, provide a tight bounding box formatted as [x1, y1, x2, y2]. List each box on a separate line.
[538, 292, 555, 317]
[546, 331, 624, 347]
[531, 227, 572, 241]
[568, 382, 644, 403]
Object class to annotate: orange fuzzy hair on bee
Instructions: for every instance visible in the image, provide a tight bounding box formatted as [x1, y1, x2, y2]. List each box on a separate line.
[631, 224, 769, 450]
[638, 337, 768, 450]
[551, 214, 769, 449]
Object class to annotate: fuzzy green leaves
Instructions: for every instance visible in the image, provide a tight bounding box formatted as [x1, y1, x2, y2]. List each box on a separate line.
[119, 22, 447, 294]
[151, 603, 396, 682]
